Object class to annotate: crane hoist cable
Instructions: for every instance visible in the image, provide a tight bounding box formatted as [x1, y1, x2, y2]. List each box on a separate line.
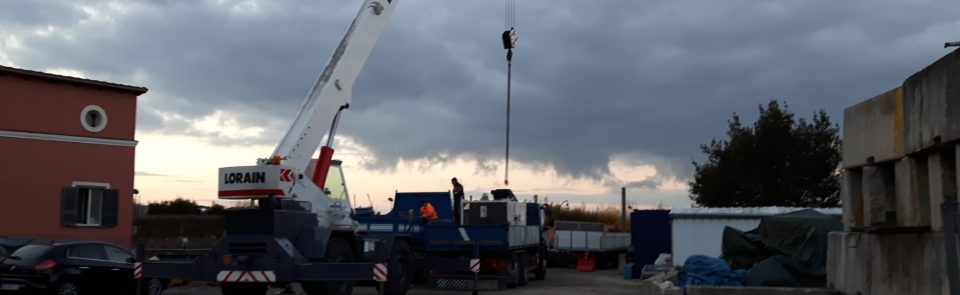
[501, 0, 517, 186]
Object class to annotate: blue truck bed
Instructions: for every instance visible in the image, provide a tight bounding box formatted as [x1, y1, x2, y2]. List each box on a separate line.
[424, 224, 541, 252]
[353, 192, 451, 242]
[354, 191, 547, 290]
[355, 192, 544, 252]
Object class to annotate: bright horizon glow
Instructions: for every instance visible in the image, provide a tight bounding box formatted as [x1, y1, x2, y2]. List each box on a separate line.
[134, 129, 690, 212]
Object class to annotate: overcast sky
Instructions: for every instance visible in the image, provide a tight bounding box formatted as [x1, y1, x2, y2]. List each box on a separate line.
[3, 0, 959, 209]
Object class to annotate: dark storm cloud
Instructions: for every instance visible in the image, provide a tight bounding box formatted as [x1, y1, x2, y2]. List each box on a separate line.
[626, 177, 664, 190]
[3, 0, 959, 185]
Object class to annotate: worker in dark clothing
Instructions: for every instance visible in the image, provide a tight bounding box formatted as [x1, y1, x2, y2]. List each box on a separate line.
[420, 201, 438, 224]
[451, 177, 464, 224]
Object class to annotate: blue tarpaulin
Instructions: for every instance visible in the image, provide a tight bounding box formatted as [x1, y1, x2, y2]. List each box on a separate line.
[678, 255, 747, 288]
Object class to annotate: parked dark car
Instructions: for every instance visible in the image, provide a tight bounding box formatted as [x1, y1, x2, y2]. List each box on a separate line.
[0, 241, 164, 295]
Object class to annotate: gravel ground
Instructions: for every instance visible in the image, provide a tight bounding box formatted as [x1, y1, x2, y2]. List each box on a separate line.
[162, 268, 644, 295]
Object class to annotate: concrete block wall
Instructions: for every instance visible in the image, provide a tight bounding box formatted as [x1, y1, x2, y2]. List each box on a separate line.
[844, 151, 959, 230]
[903, 49, 960, 154]
[834, 49, 960, 294]
[894, 156, 930, 227]
[841, 49, 960, 231]
[827, 232, 948, 295]
[842, 88, 904, 169]
[840, 169, 863, 230]
[928, 151, 958, 230]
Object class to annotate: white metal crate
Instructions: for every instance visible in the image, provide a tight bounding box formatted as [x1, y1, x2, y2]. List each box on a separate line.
[507, 225, 541, 247]
[553, 221, 630, 252]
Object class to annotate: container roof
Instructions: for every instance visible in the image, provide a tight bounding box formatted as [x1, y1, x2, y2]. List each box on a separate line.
[0, 65, 148, 95]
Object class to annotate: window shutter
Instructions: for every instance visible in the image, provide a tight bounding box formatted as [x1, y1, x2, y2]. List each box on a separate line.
[101, 189, 120, 228]
[61, 187, 80, 226]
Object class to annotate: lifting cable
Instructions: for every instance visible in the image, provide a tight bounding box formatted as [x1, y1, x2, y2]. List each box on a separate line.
[502, 0, 517, 186]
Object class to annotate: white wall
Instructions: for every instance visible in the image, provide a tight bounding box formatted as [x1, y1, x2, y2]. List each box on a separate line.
[671, 217, 762, 266]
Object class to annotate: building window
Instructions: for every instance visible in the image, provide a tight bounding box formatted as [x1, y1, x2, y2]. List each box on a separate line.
[80, 105, 108, 132]
[77, 188, 103, 226]
[61, 185, 119, 228]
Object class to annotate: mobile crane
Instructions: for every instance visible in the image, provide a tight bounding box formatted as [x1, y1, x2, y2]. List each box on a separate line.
[141, 1, 406, 295]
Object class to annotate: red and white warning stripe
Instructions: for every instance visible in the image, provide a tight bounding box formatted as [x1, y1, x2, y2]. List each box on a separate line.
[133, 262, 142, 279]
[216, 270, 277, 283]
[469, 259, 480, 273]
[373, 263, 388, 282]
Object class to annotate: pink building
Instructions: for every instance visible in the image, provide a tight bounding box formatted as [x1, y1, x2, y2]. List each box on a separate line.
[0, 65, 147, 247]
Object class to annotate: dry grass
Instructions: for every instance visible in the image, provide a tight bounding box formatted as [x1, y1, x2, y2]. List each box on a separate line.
[547, 203, 629, 231]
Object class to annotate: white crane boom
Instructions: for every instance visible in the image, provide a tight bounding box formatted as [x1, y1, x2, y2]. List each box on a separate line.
[217, 0, 397, 229]
[274, 0, 396, 172]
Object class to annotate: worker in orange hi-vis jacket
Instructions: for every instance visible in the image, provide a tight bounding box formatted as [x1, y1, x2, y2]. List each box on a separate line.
[420, 201, 438, 224]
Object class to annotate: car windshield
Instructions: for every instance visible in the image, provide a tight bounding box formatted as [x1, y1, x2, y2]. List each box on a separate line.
[6, 245, 52, 263]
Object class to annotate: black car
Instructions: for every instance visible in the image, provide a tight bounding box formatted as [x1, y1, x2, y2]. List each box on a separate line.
[0, 241, 164, 295]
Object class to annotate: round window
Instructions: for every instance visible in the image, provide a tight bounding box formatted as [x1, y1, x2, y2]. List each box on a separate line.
[80, 105, 108, 132]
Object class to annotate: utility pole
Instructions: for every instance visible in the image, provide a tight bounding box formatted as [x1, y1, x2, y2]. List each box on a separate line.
[621, 187, 627, 232]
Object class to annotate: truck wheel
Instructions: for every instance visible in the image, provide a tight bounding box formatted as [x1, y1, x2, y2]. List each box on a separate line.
[533, 250, 547, 280]
[517, 253, 528, 287]
[506, 254, 519, 289]
[220, 283, 267, 295]
[383, 240, 413, 295]
[303, 237, 356, 295]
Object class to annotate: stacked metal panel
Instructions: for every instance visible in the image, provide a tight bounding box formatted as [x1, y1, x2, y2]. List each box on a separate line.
[553, 221, 629, 252]
[463, 201, 527, 226]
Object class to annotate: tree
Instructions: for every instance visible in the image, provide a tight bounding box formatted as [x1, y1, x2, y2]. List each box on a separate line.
[147, 198, 202, 215]
[205, 204, 226, 215]
[689, 101, 841, 207]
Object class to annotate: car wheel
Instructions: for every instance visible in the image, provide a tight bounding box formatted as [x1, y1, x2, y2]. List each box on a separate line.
[56, 282, 79, 295]
[144, 278, 164, 295]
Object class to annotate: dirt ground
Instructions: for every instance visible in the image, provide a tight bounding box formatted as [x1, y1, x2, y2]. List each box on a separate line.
[162, 268, 644, 295]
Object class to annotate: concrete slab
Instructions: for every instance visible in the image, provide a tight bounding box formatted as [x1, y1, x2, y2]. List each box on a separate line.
[638, 280, 682, 295]
[903, 49, 960, 154]
[862, 165, 895, 226]
[686, 286, 833, 295]
[928, 152, 957, 231]
[841, 169, 864, 230]
[843, 88, 905, 169]
[895, 156, 931, 227]
[827, 231, 948, 295]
